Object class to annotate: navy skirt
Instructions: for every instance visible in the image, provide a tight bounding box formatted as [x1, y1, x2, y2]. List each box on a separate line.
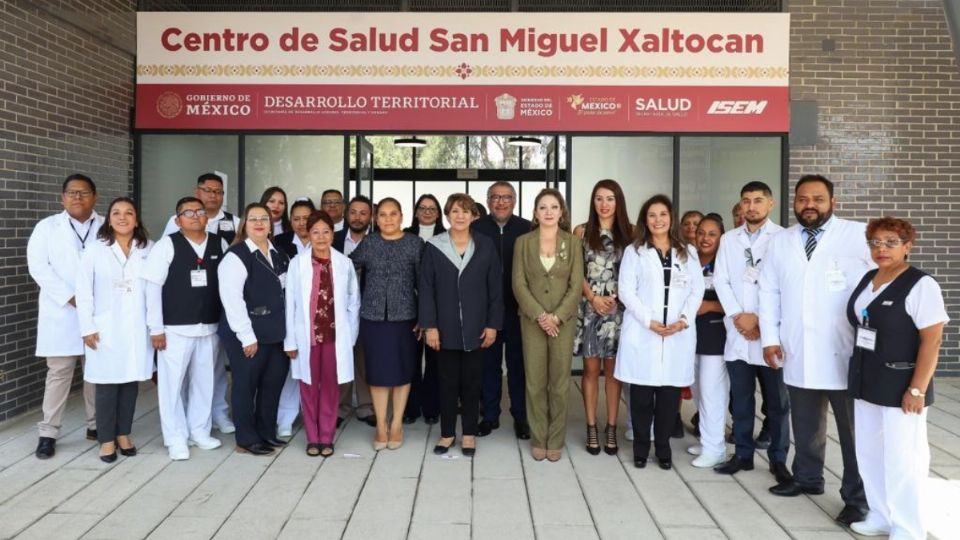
[360, 318, 418, 387]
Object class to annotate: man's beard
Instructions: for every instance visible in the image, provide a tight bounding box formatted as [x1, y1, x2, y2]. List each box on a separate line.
[795, 208, 832, 228]
[348, 222, 368, 233]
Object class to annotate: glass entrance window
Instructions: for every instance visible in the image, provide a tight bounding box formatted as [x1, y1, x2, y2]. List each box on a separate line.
[678, 137, 782, 226]
[140, 134, 239, 239]
[244, 135, 344, 207]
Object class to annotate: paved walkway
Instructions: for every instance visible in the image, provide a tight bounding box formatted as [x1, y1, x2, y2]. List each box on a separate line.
[1, 379, 959, 540]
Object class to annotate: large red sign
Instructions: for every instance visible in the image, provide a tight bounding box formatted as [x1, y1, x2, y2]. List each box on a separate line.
[136, 13, 790, 132]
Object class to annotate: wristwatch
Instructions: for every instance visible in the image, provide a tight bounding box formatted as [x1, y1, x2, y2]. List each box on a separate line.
[909, 387, 926, 398]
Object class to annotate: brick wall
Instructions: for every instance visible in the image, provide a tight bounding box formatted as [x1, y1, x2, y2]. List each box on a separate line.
[789, 0, 960, 375]
[0, 0, 136, 422]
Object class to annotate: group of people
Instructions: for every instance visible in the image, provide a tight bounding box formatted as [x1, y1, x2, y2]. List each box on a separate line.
[27, 172, 947, 539]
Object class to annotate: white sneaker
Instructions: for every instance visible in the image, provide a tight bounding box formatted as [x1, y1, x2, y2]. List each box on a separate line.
[188, 435, 222, 450]
[691, 454, 725, 468]
[850, 521, 889, 537]
[624, 428, 634, 441]
[687, 445, 702, 456]
[215, 420, 236, 434]
[168, 444, 190, 461]
[277, 425, 293, 438]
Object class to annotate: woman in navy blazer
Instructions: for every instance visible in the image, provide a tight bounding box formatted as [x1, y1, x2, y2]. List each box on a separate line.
[419, 193, 503, 457]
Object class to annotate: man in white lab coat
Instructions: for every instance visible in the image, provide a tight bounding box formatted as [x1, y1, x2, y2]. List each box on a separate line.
[161, 172, 239, 434]
[27, 174, 104, 459]
[759, 175, 873, 526]
[712, 181, 791, 484]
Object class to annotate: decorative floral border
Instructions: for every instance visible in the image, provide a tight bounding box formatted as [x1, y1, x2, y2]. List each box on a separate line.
[137, 64, 788, 80]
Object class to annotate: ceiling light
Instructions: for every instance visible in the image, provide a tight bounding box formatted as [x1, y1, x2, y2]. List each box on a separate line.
[507, 136, 542, 147]
[394, 136, 427, 148]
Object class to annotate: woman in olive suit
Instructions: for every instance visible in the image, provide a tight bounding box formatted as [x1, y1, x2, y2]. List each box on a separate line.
[512, 188, 584, 462]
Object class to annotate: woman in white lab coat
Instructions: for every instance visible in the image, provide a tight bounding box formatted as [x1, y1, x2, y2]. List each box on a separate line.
[76, 197, 154, 463]
[614, 194, 704, 470]
[284, 210, 361, 457]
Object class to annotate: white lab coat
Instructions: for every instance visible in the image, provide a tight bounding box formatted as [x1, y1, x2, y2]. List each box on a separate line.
[713, 220, 783, 366]
[283, 249, 361, 385]
[759, 217, 874, 390]
[75, 239, 155, 383]
[27, 210, 104, 357]
[614, 244, 705, 387]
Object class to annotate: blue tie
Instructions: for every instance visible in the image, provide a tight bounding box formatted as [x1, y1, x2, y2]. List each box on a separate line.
[804, 228, 822, 260]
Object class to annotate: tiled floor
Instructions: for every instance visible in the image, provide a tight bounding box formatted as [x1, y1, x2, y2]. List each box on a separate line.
[1, 379, 958, 539]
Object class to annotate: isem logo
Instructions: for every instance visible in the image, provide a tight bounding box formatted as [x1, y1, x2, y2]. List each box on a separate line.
[706, 100, 768, 115]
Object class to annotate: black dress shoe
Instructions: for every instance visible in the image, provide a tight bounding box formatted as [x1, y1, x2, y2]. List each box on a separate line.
[237, 442, 275, 455]
[36, 437, 56, 459]
[100, 450, 118, 463]
[263, 438, 288, 447]
[86, 429, 98, 441]
[433, 439, 455, 455]
[714, 456, 755, 475]
[769, 462, 792, 484]
[477, 420, 499, 437]
[514, 421, 530, 440]
[336, 417, 344, 429]
[658, 458, 673, 470]
[768, 481, 824, 497]
[424, 416, 439, 425]
[835, 504, 866, 526]
[755, 427, 772, 450]
[634, 458, 647, 469]
[360, 415, 377, 427]
[402, 415, 418, 425]
[462, 446, 476, 457]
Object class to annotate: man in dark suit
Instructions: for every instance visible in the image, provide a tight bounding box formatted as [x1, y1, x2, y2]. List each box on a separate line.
[471, 181, 531, 439]
[333, 195, 374, 426]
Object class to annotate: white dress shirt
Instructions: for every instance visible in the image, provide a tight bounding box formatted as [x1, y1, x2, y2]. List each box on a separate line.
[218, 238, 285, 347]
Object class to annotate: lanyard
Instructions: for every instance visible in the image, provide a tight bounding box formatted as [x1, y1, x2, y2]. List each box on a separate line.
[111, 245, 131, 276]
[69, 220, 92, 250]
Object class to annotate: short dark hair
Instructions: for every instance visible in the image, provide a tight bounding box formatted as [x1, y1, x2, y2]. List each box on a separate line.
[290, 198, 316, 215]
[175, 196, 203, 215]
[740, 180, 773, 197]
[348, 195, 373, 212]
[376, 196, 403, 214]
[699, 213, 726, 235]
[796, 174, 834, 198]
[306, 209, 335, 233]
[321, 189, 343, 200]
[197, 173, 223, 186]
[63, 173, 96, 193]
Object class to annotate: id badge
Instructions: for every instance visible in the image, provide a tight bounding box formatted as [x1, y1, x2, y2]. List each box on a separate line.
[856, 326, 877, 351]
[703, 276, 714, 290]
[672, 272, 690, 289]
[190, 270, 208, 288]
[744, 266, 760, 284]
[826, 269, 846, 292]
[218, 220, 234, 232]
[114, 278, 133, 294]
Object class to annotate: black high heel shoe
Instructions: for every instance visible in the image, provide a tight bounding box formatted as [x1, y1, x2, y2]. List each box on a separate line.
[586, 424, 601, 455]
[433, 438, 455, 455]
[116, 438, 137, 457]
[99, 449, 118, 463]
[604, 425, 618, 456]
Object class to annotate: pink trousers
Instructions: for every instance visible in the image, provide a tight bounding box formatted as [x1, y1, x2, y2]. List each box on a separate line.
[300, 342, 339, 444]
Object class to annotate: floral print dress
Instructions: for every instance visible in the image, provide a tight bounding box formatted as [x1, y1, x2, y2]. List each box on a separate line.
[574, 229, 624, 358]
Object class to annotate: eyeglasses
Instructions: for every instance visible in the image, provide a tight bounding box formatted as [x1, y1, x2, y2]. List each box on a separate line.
[868, 238, 905, 249]
[246, 216, 271, 223]
[197, 187, 225, 196]
[64, 190, 94, 199]
[321, 199, 343, 206]
[488, 194, 515, 202]
[417, 206, 438, 213]
[178, 208, 207, 218]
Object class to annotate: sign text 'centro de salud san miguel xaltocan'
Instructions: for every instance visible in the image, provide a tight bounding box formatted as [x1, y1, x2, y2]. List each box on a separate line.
[135, 13, 790, 132]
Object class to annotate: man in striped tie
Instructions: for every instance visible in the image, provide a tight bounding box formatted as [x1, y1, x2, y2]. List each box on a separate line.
[758, 175, 875, 529]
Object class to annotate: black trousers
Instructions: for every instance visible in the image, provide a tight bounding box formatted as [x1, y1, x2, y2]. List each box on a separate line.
[788, 385, 868, 510]
[95, 382, 139, 443]
[405, 340, 440, 419]
[437, 349, 483, 437]
[225, 340, 290, 447]
[630, 385, 682, 460]
[727, 360, 790, 463]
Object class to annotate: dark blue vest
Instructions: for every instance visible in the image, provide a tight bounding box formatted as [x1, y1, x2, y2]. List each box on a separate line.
[846, 266, 934, 407]
[161, 232, 222, 325]
[218, 243, 289, 345]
